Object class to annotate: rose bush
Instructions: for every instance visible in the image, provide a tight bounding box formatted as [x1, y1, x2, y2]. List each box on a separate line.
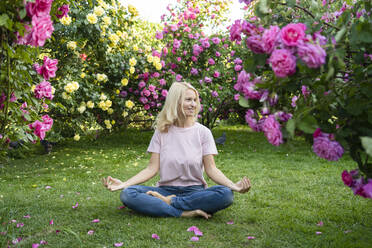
[232, 0, 372, 198]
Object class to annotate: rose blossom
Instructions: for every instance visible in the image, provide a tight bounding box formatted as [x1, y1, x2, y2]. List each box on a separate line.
[312, 130, 344, 161]
[26, 0, 53, 18]
[280, 23, 307, 46]
[268, 49, 297, 77]
[262, 25, 280, 54]
[297, 41, 326, 68]
[56, 4, 69, 19]
[190, 68, 198, 75]
[208, 58, 215, 65]
[341, 170, 353, 187]
[213, 71, 220, 78]
[229, 20, 242, 41]
[246, 35, 265, 54]
[34, 81, 53, 100]
[30, 15, 54, 47]
[262, 115, 283, 146]
[34, 56, 58, 80]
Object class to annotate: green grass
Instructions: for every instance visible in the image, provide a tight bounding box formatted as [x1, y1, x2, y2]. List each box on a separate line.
[1, 125, 371, 247]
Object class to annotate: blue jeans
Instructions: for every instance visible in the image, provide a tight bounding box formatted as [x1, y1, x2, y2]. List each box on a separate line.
[120, 185, 234, 217]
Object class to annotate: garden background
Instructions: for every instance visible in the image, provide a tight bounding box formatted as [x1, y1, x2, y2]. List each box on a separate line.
[1, 0, 371, 247]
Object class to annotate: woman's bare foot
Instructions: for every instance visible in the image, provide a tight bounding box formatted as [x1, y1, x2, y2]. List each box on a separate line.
[181, 210, 211, 219]
[146, 191, 176, 205]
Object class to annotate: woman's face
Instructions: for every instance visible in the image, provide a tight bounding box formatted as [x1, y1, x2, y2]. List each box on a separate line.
[182, 89, 197, 117]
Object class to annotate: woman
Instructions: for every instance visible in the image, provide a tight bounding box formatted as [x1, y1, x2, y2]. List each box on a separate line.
[103, 82, 251, 219]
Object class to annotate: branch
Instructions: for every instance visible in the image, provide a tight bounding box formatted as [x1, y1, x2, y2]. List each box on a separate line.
[276, 1, 340, 31]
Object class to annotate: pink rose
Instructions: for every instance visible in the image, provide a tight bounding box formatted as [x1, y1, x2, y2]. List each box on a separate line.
[34, 80, 53, 100]
[56, 4, 69, 19]
[297, 41, 326, 68]
[341, 170, 353, 187]
[281, 23, 307, 46]
[41, 114, 53, 131]
[30, 15, 54, 47]
[313, 134, 344, 161]
[262, 115, 283, 146]
[229, 20, 242, 41]
[34, 56, 58, 80]
[29, 120, 47, 140]
[246, 35, 265, 54]
[262, 25, 280, 54]
[26, 0, 53, 18]
[268, 49, 297, 78]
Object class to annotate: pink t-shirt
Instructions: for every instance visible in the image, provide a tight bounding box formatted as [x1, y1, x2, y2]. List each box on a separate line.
[147, 122, 218, 187]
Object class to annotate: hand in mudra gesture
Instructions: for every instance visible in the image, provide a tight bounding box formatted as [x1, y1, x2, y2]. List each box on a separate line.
[233, 176, 251, 193]
[102, 176, 126, 191]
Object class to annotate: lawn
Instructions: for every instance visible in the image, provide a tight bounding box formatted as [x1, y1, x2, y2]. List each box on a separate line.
[1, 125, 371, 247]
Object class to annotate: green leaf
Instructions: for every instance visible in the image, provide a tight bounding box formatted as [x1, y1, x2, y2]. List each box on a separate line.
[286, 0, 296, 7]
[297, 115, 318, 134]
[0, 14, 9, 27]
[335, 26, 347, 43]
[238, 96, 250, 108]
[361, 136, 372, 157]
[286, 118, 296, 138]
[326, 66, 334, 80]
[19, 8, 27, 20]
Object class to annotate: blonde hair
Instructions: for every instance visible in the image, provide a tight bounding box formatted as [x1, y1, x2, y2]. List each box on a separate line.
[153, 81, 200, 132]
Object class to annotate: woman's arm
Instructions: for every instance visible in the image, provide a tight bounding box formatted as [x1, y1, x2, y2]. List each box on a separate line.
[203, 154, 251, 193]
[103, 152, 160, 191]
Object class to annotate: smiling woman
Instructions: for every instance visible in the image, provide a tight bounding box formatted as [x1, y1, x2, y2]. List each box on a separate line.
[103, 81, 251, 218]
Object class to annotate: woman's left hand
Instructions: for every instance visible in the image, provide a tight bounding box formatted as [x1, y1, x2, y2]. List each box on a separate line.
[232, 176, 251, 193]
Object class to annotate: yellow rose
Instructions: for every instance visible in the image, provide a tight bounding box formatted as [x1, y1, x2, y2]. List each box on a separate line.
[129, 67, 135, 74]
[109, 33, 120, 44]
[153, 56, 160, 64]
[155, 63, 162, 71]
[77, 105, 86, 113]
[116, 89, 120, 94]
[103, 16, 112, 25]
[122, 111, 128, 118]
[74, 134, 80, 141]
[94, 6, 105, 16]
[108, 108, 114, 114]
[60, 15, 72, 25]
[62, 92, 69, 99]
[111, 120, 115, 125]
[128, 4, 139, 16]
[51, 86, 55, 94]
[121, 32, 128, 39]
[100, 93, 107, 100]
[64, 84, 74, 93]
[132, 44, 138, 51]
[125, 100, 134, 109]
[121, 78, 128, 86]
[96, 73, 108, 82]
[147, 55, 153, 63]
[80, 72, 86, 78]
[72, 81, 79, 91]
[67, 41, 77, 50]
[87, 13, 98, 24]
[105, 100, 112, 108]
[129, 58, 137, 66]
[87, 101, 94, 108]
[98, 100, 106, 110]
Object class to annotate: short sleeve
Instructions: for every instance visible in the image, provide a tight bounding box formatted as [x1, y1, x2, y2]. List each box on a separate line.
[202, 128, 218, 156]
[147, 129, 161, 153]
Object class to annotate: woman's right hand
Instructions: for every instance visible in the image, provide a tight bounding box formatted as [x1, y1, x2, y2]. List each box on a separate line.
[102, 176, 127, 191]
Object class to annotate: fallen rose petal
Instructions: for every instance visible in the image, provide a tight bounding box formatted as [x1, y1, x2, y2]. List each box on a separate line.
[316, 231, 322, 235]
[227, 220, 234, 224]
[45, 186, 51, 189]
[114, 242, 123, 247]
[247, 236, 256, 240]
[72, 203, 79, 209]
[56, 230, 61, 234]
[0, 231, 7, 236]
[23, 215, 31, 219]
[194, 230, 203, 236]
[11, 219, 17, 223]
[49, 219, 54, 225]
[91, 219, 100, 223]
[344, 230, 352, 234]
[60, 195, 64, 198]
[16, 222, 24, 228]
[40, 240, 48, 245]
[151, 233, 160, 240]
[190, 236, 199, 241]
[317, 221, 323, 226]
[32, 243, 40, 248]
[187, 226, 199, 232]
[87, 230, 94, 235]
[117, 206, 126, 209]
